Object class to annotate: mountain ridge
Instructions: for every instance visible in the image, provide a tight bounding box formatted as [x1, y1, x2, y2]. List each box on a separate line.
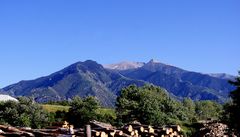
[0, 59, 235, 106]
[0, 60, 146, 106]
[105, 60, 235, 80]
[114, 60, 234, 103]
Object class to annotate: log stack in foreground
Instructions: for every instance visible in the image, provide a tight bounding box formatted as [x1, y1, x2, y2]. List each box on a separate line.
[0, 120, 184, 137]
[88, 120, 184, 137]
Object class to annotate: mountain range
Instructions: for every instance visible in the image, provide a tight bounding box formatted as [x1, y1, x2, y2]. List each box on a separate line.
[0, 59, 235, 107]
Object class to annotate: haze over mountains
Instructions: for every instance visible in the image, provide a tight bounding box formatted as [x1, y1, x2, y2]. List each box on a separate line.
[0, 59, 235, 107]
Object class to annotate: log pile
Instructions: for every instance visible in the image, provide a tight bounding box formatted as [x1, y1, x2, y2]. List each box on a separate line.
[195, 122, 237, 137]
[0, 120, 184, 137]
[88, 120, 184, 137]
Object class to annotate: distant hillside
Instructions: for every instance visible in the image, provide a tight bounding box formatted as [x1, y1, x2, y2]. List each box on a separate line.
[113, 59, 234, 103]
[0, 59, 235, 107]
[0, 60, 146, 107]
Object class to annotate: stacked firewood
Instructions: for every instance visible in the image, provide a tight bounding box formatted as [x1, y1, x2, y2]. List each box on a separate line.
[0, 120, 184, 137]
[120, 123, 183, 137]
[89, 120, 124, 137]
[0, 122, 79, 137]
[0, 125, 35, 137]
[89, 120, 184, 137]
[194, 122, 238, 137]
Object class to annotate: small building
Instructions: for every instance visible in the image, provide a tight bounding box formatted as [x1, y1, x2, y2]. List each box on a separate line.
[0, 94, 18, 102]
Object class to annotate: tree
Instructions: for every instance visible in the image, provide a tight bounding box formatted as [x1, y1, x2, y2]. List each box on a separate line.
[0, 97, 49, 128]
[182, 98, 197, 122]
[115, 85, 141, 125]
[222, 71, 240, 133]
[195, 100, 222, 120]
[116, 84, 188, 126]
[67, 96, 100, 127]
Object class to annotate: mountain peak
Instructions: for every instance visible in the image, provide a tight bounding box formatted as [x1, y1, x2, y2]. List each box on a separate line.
[148, 59, 160, 64]
[104, 61, 144, 70]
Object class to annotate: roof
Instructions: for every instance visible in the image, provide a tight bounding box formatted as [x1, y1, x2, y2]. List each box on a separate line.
[0, 94, 18, 102]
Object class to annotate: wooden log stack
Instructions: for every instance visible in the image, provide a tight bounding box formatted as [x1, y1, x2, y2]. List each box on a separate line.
[88, 120, 184, 137]
[0, 120, 184, 137]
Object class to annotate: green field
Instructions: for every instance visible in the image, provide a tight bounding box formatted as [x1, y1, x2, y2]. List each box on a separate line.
[41, 104, 70, 112]
[41, 104, 115, 118]
[96, 108, 116, 119]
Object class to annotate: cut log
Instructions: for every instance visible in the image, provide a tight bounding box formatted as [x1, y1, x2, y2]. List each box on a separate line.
[0, 129, 4, 134]
[115, 130, 123, 136]
[140, 126, 145, 132]
[130, 125, 145, 133]
[92, 130, 101, 136]
[100, 131, 107, 137]
[126, 125, 133, 132]
[7, 126, 21, 132]
[121, 133, 131, 137]
[166, 128, 173, 134]
[169, 125, 181, 132]
[0, 125, 34, 137]
[109, 130, 116, 137]
[22, 131, 35, 137]
[149, 126, 155, 133]
[90, 120, 113, 130]
[130, 131, 135, 136]
[31, 130, 55, 136]
[75, 131, 85, 136]
[85, 125, 91, 137]
[35, 129, 58, 133]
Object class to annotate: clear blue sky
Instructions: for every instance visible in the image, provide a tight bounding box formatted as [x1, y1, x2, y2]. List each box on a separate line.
[0, 0, 239, 88]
